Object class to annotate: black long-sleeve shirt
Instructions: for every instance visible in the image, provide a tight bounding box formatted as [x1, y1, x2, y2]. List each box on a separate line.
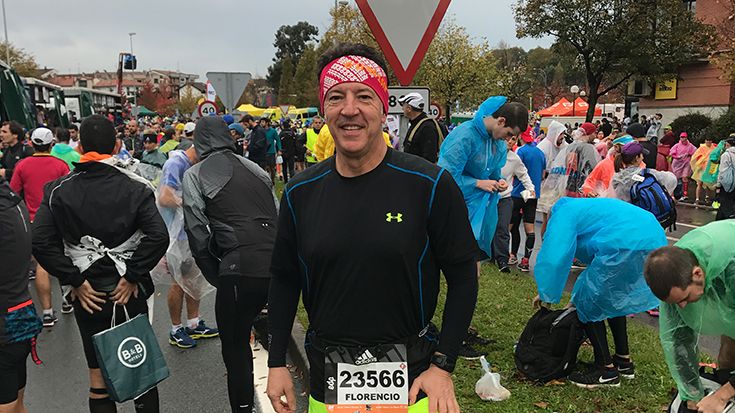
[1, 141, 34, 183]
[267, 149, 479, 372]
[32, 161, 168, 293]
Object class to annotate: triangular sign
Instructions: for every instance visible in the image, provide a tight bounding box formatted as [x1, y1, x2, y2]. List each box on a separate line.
[356, 0, 451, 86]
[279, 105, 290, 115]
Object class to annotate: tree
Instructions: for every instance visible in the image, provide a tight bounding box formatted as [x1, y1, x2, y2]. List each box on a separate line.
[137, 80, 177, 116]
[292, 44, 319, 107]
[277, 57, 295, 105]
[0, 42, 38, 77]
[515, 0, 713, 121]
[173, 86, 199, 117]
[414, 18, 501, 119]
[267, 22, 319, 90]
[710, 0, 735, 81]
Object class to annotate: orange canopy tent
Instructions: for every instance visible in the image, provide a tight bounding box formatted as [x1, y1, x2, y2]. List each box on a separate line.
[537, 97, 602, 117]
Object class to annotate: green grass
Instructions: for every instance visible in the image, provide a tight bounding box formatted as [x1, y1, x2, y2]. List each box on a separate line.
[294, 261, 699, 412]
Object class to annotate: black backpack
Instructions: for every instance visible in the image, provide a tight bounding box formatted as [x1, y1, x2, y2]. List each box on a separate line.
[630, 169, 677, 232]
[514, 307, 586, 383]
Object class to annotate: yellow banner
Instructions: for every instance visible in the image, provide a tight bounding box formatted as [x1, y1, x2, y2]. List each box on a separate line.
[655, 79, 677, 100]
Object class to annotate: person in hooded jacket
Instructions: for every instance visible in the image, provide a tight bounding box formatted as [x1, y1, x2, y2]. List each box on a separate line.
[537, 120, 568, 174]
[182, 116, 278, 413]
[715, 137, 735, 220]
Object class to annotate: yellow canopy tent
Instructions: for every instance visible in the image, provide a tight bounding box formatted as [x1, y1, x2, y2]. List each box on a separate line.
[236, 104, 266, 117]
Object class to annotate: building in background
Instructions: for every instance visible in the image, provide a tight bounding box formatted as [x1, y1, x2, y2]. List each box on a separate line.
[633, 0, 733, 121]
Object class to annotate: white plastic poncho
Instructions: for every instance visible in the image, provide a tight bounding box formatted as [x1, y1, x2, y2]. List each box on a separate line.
[537, 120, 568, 171]
[659, 220, 735, 401]
[534, 198, 666, 323]
[151, 150, 214, 300]
[438, 96, 509, 257]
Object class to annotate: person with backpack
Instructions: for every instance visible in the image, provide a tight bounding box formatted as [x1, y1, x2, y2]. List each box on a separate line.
[611, 141, 677, 210]
[534, 197, 667, 388]
[715, 137, 735, 220]
[400, 92, 444, 163]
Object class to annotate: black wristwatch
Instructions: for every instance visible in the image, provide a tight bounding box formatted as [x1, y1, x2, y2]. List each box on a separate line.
[430, 352, 456, 373]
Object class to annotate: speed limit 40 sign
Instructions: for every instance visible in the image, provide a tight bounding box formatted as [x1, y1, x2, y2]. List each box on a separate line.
[198, 100, 217, 117]
[387, 87, 430, 115]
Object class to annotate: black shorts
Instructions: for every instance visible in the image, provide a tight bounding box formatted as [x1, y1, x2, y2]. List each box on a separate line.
[0, 340, 31, 404]
[512, 197, 538, 224]
[266, 155, 276, 168]
[73, 295, 148, 369]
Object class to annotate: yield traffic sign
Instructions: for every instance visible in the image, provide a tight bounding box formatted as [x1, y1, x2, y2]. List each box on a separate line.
[356, 0, 451, 86]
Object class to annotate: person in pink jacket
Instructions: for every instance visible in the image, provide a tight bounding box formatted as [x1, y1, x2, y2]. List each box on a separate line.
[670, 132, 697, 201]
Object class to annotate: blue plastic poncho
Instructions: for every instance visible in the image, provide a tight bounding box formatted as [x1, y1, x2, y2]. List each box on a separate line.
[534, 198, 666, 323]
[659, 220, 735, 401]
[438, 96, 509, 257]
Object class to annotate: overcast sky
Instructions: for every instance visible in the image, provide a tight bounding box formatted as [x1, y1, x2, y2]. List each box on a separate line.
[11, 0, 551, 81]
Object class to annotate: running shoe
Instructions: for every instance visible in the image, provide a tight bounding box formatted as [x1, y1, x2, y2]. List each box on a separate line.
[42, 312, 58, 327]
[498, 263, 510, 273]
[508, 254, 518, 266]
[458, 342, 487, 360]
[678, 196, 689, 203]
[518, 257, 530, 272]
[186, 320, 219, 339]
[465, 329, 496, 346]
[28, 267, 36, 281]
[61, 288, 74, 314]
[571, 258, 587, 269]
[713, 201, 721, 210]
[568, 366, 620, 388]
[613, 355, 635, 379]
[169, 327, 197, 349]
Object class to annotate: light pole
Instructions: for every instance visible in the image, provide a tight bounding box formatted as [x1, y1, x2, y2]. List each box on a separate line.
[2, 0, 9, 66]
[128, 32, 136, 54]
[570, 85, 579, 117]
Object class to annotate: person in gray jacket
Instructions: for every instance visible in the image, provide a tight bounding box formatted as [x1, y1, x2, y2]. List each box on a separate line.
[182, 116, 278, 413]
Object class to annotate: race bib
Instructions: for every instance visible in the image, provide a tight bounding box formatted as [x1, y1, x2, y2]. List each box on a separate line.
[324, 344, 408, 413]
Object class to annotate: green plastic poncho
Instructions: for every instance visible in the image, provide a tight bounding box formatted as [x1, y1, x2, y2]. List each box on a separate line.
[701, 140, 725, 186]
[659, 220, 735, 401]
[535, 198, 666, 322]
[438, 96, 508, 257]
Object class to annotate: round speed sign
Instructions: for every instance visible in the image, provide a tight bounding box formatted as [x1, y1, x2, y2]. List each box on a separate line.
[198, 100, 217, 117]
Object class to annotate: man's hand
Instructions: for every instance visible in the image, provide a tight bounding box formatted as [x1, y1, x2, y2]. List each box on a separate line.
[496, 179, 509, 192]
[696, 393, 728, 412]
[0, 168, 6, 178]
[476, 180, 499, 193]
[72, 280, 106, 314]
[409, 365, 460, 413]
[267, 367, 296, 413]
[110, 277, 138, 305]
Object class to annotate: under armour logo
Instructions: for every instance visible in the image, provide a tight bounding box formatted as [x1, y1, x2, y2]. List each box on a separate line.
[386, 212, 403, 223]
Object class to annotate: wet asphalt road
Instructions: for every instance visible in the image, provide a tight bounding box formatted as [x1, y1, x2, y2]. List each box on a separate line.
[23, 282, 309, 412]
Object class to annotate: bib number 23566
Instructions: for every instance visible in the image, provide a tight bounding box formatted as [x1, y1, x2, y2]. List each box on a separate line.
[336, 362, 408, 405]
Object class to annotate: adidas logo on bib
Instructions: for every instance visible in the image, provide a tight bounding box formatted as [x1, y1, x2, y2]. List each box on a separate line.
[354, 349, 378, 365]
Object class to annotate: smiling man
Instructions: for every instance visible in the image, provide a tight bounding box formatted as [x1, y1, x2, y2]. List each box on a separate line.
[644, 220, 735, 413]
[266, 43, 480, 413]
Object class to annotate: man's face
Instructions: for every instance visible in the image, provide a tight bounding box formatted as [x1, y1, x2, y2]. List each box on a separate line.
[260, 120, 268, 129]
[555, 133, 565, 146]
[69, 129, 79, 140]
[665, 268, 706, 308]
[505, 135, 517, 150]
[656, 114, 663, 120]
[143, 141, 156, 151]
[0, 124, 16, 145]
[401, 103, 412, 117]
[486, 117, 521, 141]
[323, 82, 386, 157]
[312, 118, 324, 130]
[152, 123, 161, 133]
[127, 121, 138, 135]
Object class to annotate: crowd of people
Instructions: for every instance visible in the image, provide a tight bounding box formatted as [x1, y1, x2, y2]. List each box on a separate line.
[1, 41, 734, 413]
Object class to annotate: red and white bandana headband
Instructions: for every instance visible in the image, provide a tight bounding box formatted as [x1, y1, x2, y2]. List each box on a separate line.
[319, 55, 389, 114]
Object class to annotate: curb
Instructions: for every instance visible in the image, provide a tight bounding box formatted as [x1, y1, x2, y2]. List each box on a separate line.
[678, 201, 714, 211]
[289, 319, 310, 394]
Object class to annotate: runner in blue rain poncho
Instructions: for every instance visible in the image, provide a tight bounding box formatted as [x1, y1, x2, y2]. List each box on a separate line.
[534, 198, 667, 388]
[438, 96, 528, 262]
[438, 96, 528, 359]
